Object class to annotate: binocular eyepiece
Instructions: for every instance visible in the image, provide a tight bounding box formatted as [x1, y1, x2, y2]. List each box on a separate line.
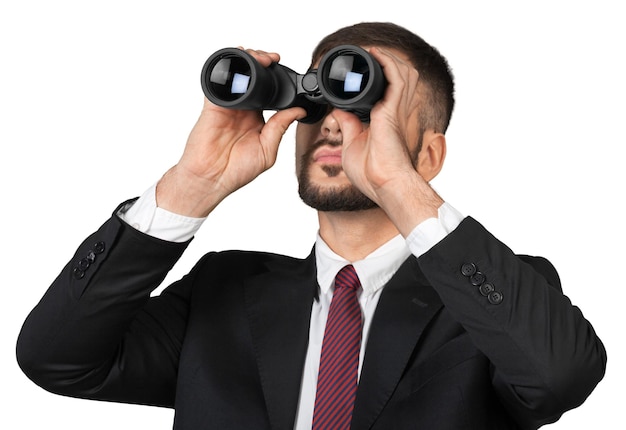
[200, 45, 386, 123]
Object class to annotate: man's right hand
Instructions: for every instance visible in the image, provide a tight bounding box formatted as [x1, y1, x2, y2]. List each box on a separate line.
[156, 49, 306, 218]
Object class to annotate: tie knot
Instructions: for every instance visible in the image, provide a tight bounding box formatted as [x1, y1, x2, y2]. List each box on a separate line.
[335, 265, 361, 292]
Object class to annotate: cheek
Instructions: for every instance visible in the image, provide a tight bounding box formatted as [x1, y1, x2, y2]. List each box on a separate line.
[294, 141, 304, 175]
[295, 125, 315, 168]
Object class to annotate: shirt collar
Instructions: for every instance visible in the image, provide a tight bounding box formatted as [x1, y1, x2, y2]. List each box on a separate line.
[314, 232, 412, 297]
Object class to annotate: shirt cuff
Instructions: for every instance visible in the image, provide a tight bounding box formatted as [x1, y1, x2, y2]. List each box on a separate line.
[405, 202, 465, 258]
[117, 183, 206, 243]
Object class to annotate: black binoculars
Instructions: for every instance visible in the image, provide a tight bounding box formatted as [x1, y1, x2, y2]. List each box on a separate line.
[200, 45, 386, 124]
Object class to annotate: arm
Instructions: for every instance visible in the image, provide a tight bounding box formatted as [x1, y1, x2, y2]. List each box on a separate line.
[418, 217, 606, 427]
[16, 210, 191, 406]
[333, 47, 606, 426]
[17, 48, 306, 405]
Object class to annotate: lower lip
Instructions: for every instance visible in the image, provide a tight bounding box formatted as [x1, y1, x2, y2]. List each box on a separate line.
[315, 155, 342, 164]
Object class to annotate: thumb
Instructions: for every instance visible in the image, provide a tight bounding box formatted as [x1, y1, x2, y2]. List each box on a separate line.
[259, 107, 307, 161]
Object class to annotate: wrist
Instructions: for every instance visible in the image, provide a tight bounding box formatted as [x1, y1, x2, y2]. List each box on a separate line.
[156, 166, 226, 218]
[379, 172, 444, 237]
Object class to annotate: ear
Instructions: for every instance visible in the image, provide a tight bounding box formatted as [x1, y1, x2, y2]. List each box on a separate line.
[416, 130, 446, 182]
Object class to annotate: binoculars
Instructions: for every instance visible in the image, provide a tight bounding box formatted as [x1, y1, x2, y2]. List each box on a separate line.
[200, 45, 386, 123]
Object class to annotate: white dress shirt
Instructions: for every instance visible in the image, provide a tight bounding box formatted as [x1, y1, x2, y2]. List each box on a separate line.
[119, 183, 464, 429]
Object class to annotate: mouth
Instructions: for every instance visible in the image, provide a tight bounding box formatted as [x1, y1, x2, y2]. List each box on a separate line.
[312, 147, 343, 165]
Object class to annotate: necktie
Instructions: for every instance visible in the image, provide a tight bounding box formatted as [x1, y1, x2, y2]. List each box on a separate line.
[312, 264, 363, 430]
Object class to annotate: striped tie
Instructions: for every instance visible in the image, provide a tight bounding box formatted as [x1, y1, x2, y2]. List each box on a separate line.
[312, 264, 363, 430]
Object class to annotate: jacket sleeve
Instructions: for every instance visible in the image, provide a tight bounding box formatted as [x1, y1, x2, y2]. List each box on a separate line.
[417, 216, 607, 429]
[16, 205, 193, 408]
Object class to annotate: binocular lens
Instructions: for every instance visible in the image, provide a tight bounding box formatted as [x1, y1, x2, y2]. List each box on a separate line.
[202, 48, 277, 110]
[318, 45, 385, 114]
[206, 55, 252, 102]
[325, 53, 370, 100]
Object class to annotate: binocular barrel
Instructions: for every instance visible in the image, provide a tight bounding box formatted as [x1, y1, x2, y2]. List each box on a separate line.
[200, 45, 386, 123]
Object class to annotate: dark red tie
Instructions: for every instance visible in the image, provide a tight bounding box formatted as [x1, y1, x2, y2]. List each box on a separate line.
[312, 264, 363, 430]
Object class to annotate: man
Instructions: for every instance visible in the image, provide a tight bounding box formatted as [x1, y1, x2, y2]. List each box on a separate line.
[17, 22, 606, 429]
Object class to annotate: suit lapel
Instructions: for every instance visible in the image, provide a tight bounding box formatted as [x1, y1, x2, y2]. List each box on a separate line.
[351, 256, 443, 430]
[244, 250, 317, 430]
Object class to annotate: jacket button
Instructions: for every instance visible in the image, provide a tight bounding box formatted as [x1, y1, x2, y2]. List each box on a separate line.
[77, 258, 91, 271]
[470, 271, 486, 286]
[73, 267, 85, 280]
[479, 283, 495, 296]
[461, 263, 477, 277]
[488, 291, 504, 305]
[94, 241, 106, 254]
[86, 251, 96, 264]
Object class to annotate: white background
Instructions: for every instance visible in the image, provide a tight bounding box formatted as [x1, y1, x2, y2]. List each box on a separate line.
[1, 0, 624, 428]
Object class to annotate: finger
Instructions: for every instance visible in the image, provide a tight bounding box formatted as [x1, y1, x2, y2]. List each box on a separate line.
[372, 47, 419, 91]
[331, 108, 363, 139]
[258, 107, 307, 166]
[240, 47, 281, 66]
[369, 47, 420, 118]
[329, 109, 366, 155]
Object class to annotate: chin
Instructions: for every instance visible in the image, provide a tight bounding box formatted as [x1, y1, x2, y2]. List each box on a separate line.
[298, 180, 377, 212]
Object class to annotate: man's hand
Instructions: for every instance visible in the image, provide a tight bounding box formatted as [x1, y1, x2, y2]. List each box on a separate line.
[334, 47, 445, 236]
[156, 49, 306, 218]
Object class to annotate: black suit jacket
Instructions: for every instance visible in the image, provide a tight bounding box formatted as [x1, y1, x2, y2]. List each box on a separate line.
[17, 209, 606, 429]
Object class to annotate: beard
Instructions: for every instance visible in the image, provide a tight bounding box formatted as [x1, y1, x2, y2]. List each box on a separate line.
[297, 138, 378, 212]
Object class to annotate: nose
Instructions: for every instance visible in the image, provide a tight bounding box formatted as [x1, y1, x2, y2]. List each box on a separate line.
[320, 109, 342, 140]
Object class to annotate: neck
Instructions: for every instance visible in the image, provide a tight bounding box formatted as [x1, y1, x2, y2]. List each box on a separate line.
[317, 207, 401, 262]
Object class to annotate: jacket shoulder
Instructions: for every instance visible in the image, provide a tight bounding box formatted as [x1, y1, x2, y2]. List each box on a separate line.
[189, 248, 315, 281]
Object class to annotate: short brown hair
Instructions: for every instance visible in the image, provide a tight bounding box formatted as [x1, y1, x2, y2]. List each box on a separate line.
[312, 22, 455, 133]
